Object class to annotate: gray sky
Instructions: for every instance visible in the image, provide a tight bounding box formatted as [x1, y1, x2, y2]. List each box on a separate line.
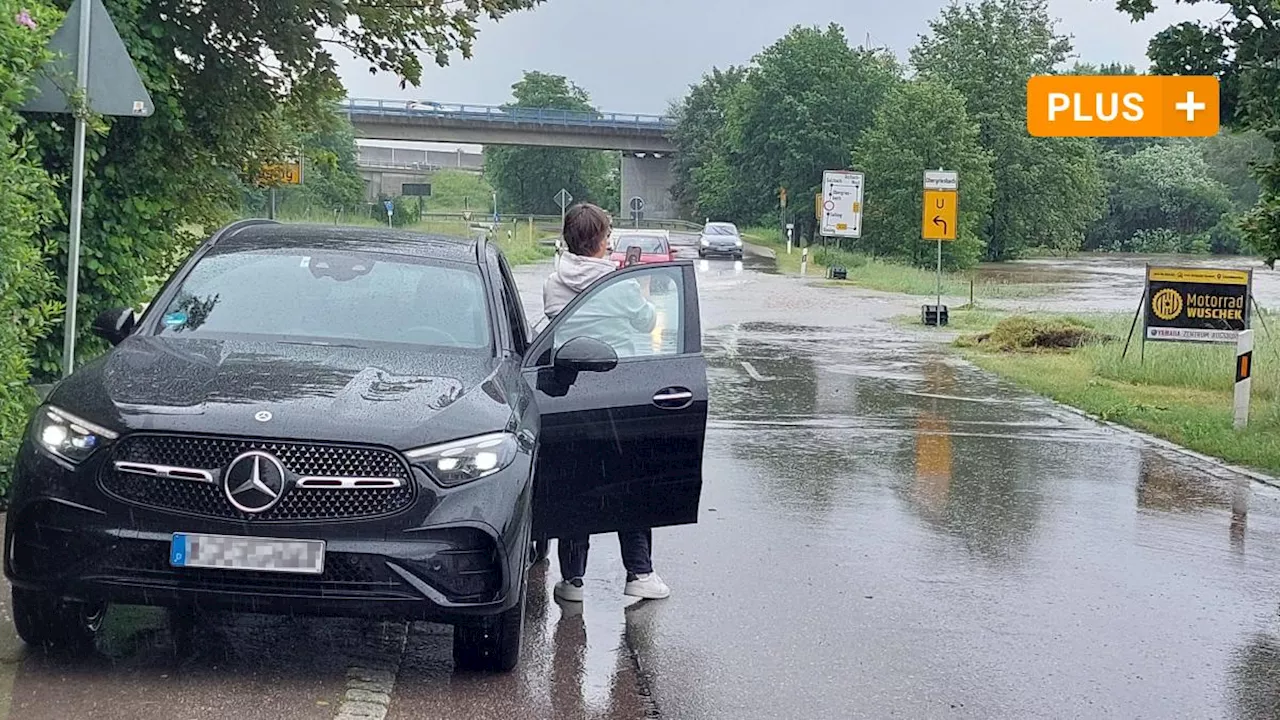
[336, 0, 1218, 115]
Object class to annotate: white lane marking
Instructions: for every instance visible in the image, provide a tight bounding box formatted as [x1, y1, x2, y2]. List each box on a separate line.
[740, 361, 775, 382]
[334, 621, 408, 720]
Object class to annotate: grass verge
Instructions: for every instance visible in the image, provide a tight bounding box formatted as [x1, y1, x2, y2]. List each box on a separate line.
[940, 308, 1280, 474]
[741, 227, 1050, 299]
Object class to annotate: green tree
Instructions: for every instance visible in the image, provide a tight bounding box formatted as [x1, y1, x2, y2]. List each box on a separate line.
[242, 114, 367, 219]
[1087, 143, 1233, 252]
[912, 0, 1104, 260]
[1116, 0, 1280, 264]
[2, 0, 62, 487]
[728, 25, 901, 224]
[483, 71, 617, 214]
[1196, 130, 1272, 211]
[25, 0, 539, 379]
[853, 79, 995, 269]
[669, 66, 746, 219]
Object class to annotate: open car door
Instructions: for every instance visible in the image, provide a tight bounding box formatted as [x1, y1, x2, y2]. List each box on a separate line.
[523, 261, 707, 540]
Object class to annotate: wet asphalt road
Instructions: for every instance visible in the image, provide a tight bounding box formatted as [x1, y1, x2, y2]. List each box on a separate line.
[4, 239, 1280, 718]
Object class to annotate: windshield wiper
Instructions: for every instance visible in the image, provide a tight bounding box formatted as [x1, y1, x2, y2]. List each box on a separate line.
[278, 340, 362, 348]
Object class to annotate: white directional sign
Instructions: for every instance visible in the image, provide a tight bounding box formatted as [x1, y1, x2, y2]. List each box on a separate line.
[924, 170, 959, 192]
[820, 170, 864, 238]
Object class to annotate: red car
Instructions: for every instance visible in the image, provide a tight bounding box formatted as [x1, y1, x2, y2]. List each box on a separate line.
[609, 231, 676, 268]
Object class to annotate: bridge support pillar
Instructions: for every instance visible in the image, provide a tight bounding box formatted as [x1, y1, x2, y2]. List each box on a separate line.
[620, 153, 675, 221]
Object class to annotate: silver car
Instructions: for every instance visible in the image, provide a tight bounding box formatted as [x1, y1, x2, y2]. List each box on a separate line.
[697, 222, 743, 259]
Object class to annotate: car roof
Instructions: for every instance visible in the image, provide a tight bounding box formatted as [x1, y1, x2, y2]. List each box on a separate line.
[209, 221, 480, 264]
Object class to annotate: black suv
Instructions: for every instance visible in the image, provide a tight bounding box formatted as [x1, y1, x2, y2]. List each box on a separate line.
[6, 221, 707, 672]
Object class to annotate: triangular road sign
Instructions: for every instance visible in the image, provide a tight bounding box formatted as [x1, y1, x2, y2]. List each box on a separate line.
[21, 0, 154, 117]
[463, 210, 473, 222]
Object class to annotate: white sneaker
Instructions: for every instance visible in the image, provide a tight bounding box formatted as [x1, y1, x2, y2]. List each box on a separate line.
[624, 572, 670, 600]
[554, 577, 584, 602]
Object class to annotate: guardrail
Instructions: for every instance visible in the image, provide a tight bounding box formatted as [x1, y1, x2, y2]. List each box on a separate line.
[342, 98, 676, 133]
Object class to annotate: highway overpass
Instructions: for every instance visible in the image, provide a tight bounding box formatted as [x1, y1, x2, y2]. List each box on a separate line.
[342, 98, 679, 218]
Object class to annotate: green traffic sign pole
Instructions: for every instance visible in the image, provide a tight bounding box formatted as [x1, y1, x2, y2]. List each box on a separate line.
[61, 0, 93, 377]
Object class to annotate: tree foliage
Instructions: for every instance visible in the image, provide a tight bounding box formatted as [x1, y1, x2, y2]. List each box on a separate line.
[912, 0, 1104, 260]
[483, 71, 617, 215]
[669, 66, 746, 219]
[1086, 143, 1233, 252]
[1, 0, 62, 487]
[852, 80, 995, 269]
[24, 0, 540, 379]
[1117, 0, 1280, 264]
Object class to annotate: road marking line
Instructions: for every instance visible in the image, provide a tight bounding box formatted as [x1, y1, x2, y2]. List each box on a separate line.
[740, 361, 775, 382]
[334, 621, 408, 720]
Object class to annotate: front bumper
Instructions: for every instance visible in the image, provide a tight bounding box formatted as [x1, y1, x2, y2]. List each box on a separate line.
[4, 440, 532, 625]
[700, 243, 743, 256]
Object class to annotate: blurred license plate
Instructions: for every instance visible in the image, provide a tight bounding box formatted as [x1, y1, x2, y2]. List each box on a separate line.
[170, 533, 325, 575]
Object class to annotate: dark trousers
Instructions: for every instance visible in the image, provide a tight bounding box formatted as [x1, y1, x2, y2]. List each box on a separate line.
[558, 529, 653, 580]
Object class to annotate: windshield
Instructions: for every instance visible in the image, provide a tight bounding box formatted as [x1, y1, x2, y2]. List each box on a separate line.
[153, 248, 491, 350]
[704, 224, 738, 236]
[616, 236, 667, 253]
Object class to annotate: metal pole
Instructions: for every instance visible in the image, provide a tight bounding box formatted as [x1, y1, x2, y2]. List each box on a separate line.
[268, 187, 276, 220]
[61, 0, 94, 377]
[935, 239, 942, 311]
[1121, 291, 1145, 360]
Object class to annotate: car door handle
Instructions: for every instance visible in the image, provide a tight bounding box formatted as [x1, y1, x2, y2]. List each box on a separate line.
[653, 387, 694, 410]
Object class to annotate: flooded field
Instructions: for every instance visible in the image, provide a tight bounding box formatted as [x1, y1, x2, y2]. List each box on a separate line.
[977, 253, 1280, 314]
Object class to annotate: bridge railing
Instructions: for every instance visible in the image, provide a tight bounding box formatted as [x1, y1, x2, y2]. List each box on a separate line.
[342, 98, 676, 132]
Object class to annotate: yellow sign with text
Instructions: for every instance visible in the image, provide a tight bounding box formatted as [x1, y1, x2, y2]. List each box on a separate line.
[922, 191, 957, 241]
[259, 162, 303, 187]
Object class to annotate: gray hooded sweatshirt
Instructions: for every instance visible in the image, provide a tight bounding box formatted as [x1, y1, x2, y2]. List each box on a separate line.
[542, 252, 656, 356]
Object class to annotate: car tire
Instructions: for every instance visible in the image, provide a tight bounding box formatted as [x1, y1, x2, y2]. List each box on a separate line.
[452, 578, 525, 673]
[734, 252, 743, 261]
[12, 587, 104, 653]
[698, 250, 705, 258]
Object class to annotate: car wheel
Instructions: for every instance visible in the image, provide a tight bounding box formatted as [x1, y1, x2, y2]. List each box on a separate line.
[698, 250, 705, 258]
[452, 578, 525, 672]
[734, 252, 743, 261]
[12, 587, 104, 653]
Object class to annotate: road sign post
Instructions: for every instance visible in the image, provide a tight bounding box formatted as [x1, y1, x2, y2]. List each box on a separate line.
[383, 199, 394, 227]
[820, 171, 865, 249]
[22, 0, 155, 377]
[786, 223, 794, 254]
[922, 171, 959, 326]
[1236, 329, 1254, 430]
[555, 188, 573, 234]
[629, 196, 645, 228]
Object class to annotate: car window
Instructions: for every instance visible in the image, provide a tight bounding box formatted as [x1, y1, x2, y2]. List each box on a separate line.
[617, 236, 666, 253]
[154, 248, 491, 351]
[705, 224, 738, 236]
[552, 266, 684, 360]
[496, 255, 528, 353]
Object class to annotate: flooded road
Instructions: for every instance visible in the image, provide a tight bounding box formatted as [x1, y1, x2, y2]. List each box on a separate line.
[4, 240, 1280, 718]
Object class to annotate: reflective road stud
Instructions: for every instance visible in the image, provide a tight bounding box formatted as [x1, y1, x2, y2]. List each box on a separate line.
[1235, 329, 1254, 430]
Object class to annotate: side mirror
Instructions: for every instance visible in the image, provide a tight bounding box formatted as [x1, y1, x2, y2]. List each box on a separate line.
[91, 307, 136, 346]
[553, 337, 618, 373]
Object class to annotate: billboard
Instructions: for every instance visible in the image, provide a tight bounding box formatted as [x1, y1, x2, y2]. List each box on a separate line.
[1144, 266, 1251, 343]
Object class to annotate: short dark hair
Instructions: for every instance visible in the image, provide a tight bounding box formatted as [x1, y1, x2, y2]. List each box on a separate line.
[563, 203, 611, 256]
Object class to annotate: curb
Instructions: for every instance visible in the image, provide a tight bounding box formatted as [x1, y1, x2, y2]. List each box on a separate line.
[1051, 400, 1280, 490]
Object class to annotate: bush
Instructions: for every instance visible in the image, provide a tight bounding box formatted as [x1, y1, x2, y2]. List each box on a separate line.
[1, 0, 63, 491]
[967, 316, 1105, 351]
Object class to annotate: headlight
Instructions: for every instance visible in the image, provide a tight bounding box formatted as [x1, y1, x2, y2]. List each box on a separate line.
[31, 406, 118, 464]
[733, 237, 743, 246]
[405, 432, 519, 487]
[700, 237, 710, 246]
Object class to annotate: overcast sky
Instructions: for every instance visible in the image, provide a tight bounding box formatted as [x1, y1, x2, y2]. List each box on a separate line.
[335, 0, 1218, 115]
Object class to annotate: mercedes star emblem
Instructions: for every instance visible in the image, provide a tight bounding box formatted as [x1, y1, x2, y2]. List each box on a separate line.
[254, 410, 272, 422]
[223, 451, 287, 514]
